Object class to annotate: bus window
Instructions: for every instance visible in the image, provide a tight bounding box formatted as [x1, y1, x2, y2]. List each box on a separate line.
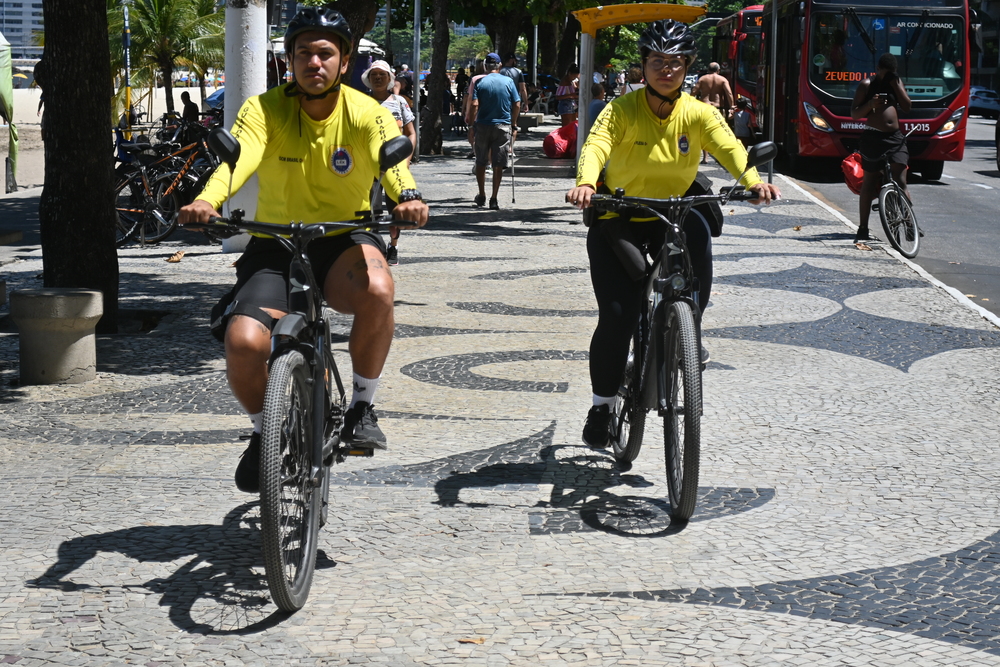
[809, 12, 964, 100]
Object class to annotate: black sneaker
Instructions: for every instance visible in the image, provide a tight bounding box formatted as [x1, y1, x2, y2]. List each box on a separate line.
[386, 245, 399, 266]
[854, 227, 872, 243]
[701, 345, 711, 365]
[341, 402, 387, 449]
[489, 197, 500, 210]
[582, 404, 612, 449]
[474, 194, 486, 207]
[234, 432, 261, 493]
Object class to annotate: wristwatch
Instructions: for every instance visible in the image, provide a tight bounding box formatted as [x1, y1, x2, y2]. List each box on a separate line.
[398, 189, 422, 203]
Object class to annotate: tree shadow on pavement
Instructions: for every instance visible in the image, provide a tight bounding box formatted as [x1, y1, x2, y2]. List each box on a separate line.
[26, 502, 334, 635]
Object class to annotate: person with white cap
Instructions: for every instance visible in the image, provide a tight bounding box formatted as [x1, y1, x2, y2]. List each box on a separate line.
[363, 59, 416, 265]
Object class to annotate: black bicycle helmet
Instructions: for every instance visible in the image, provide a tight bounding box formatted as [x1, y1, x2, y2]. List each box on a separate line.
[637, 19, 697, 65]
[284, 7, 353, 58]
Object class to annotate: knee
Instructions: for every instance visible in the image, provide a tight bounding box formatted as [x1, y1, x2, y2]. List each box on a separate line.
[225, 317, 270, 360]
[354, 272, 394, 315]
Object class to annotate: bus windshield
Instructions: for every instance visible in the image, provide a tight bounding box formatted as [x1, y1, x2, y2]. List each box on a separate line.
[809, 12, 964, 100]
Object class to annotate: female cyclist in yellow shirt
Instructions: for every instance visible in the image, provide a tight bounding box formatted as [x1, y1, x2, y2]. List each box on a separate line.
[566, 19, 781, 448]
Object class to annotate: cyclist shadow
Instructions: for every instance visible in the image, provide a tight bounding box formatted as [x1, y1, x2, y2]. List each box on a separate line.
[26, 502, 335, 634]
[434, 440, 761, 538]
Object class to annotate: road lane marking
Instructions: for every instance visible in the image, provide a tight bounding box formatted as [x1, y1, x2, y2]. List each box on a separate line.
[942, 174, 956, 179]
[972, 183, 994, 189]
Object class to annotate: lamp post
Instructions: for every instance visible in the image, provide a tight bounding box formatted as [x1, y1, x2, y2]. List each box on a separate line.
[121, 0, 133, 137]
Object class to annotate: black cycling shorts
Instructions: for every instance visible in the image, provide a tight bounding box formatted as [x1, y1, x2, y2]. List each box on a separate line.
[231, 229, 386, 315]
[860, 128, 909, 172]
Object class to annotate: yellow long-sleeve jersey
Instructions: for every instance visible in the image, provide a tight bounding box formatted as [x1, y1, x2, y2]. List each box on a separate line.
[577, 90, 762, 201]
[198, 84, 417, 236]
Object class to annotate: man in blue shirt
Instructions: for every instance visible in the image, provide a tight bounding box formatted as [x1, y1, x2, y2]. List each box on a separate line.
[470, 52, 521, 210]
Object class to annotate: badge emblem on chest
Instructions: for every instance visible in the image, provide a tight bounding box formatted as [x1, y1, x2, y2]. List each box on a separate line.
[678, 134, 690, 156]
[330, 146, 354, 176]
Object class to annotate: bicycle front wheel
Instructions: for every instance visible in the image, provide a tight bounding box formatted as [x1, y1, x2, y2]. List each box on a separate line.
[662, 301, 702, 521]
[261, 350, 322, 612]
[878, 185, 919, 258]
[611, 329, 646, 463]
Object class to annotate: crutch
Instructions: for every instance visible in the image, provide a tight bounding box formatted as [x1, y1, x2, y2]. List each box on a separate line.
[509, 139, 516, 204]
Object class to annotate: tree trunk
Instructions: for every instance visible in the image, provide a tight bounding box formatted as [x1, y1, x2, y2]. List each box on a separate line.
[328, 0, 379, 85]
[556, 14, 580, 76]
[421, 0, 450, 155]
[537, 22, 557, 75]
[161, 62, 175, 113]
[39, 0, 119, 333]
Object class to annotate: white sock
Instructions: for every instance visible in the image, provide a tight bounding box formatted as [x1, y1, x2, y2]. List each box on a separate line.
[350, 373, 380, 408]
[593, 394, 616, 408]
[249, 411, 263, 434]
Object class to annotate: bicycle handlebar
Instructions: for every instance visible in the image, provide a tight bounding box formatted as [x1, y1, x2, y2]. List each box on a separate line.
[184, 213, 420, 240]
[590, 186, 756, 212]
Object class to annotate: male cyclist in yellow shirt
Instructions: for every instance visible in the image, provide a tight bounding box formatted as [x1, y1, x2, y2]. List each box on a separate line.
[179, 8, 429, 493]
[566, 19, 780, 448]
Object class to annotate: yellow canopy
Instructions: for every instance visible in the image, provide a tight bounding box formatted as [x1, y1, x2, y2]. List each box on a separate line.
[572, 4, 707, 37]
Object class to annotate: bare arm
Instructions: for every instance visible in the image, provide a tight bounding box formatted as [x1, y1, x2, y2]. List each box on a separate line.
[851, 79, 873, 120]
[889, 74, 912, 113]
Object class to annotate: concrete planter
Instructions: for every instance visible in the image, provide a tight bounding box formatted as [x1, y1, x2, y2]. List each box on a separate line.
[10, 288, 103, 385]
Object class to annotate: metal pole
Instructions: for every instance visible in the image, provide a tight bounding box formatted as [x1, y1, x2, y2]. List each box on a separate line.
[412, 0, 421, 160]
[576, 32, 594, 163]
[766, 0, 777, 183]
[385, 0, 392, 67]
[532, 24, 538, 87]
[122, 0, 132, 138]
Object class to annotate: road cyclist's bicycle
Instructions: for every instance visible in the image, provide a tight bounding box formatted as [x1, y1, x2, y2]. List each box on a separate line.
[588, 142, 778, 522]
[866, 126, 920, 258]
[188, 128, 417, 611]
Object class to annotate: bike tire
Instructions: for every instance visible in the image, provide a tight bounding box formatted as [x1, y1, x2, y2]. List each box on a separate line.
[878, 184, 919, 258]
[112, 174, 143, 246]
[134, 173, 180, 244]
[260, 350, 322, 612]
[662, 301, 702, 522]
[611, 329, 647, 463]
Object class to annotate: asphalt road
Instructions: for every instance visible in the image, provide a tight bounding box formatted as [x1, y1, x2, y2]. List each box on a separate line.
[785, 116, 1000, 318]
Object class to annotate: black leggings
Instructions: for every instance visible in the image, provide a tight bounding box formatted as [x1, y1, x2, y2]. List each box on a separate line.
[588, 212, 712, 398]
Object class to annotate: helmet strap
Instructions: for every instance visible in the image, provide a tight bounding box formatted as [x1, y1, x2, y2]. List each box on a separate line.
[646, 85, 682, 105]
[285, 78, 342, 101]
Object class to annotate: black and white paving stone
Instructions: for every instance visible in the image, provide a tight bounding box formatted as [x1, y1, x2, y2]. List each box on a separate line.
[1, 133, 999, 665]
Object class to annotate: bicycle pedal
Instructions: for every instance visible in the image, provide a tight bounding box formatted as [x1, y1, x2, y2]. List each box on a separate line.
[344, 447, 375, 457]
[871, 203, 880, 211]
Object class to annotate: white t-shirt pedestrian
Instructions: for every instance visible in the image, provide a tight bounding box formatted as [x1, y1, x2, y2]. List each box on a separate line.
[379, 94, 415, 129]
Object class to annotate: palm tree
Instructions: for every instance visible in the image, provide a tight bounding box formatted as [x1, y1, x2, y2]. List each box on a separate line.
[106, 0, 224, 116]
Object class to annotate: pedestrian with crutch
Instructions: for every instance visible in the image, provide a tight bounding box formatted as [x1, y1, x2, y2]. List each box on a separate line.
[469, 53, 521, 210]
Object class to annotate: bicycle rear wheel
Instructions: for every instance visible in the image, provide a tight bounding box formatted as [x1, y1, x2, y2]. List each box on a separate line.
[878, 184, 919, 258]
[260, 349, 321, 612]
[112, 174, 143, 246]
[662, 301, 702, 521]
[611, 329, 646, 464]
[134, 174, 180, 244]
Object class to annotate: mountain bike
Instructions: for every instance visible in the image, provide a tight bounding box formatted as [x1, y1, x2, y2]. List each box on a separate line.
[187, 129, 416, 612]
[867, 128, 920, 258]
[590, 142, 777, 521]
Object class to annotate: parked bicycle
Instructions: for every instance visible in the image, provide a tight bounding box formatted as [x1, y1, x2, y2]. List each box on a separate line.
[113, 115, 222, 246]
[185, 128, 416, 612]
[591, 142, 777, 521]
[866, 126, 920, 258]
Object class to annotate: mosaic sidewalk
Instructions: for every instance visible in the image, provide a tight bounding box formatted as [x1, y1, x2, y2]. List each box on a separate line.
[1, 134, 1000, 666]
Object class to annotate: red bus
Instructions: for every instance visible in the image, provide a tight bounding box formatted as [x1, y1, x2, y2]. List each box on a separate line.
[714, 5, 764, 107]
[758, 0, 971, 179]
